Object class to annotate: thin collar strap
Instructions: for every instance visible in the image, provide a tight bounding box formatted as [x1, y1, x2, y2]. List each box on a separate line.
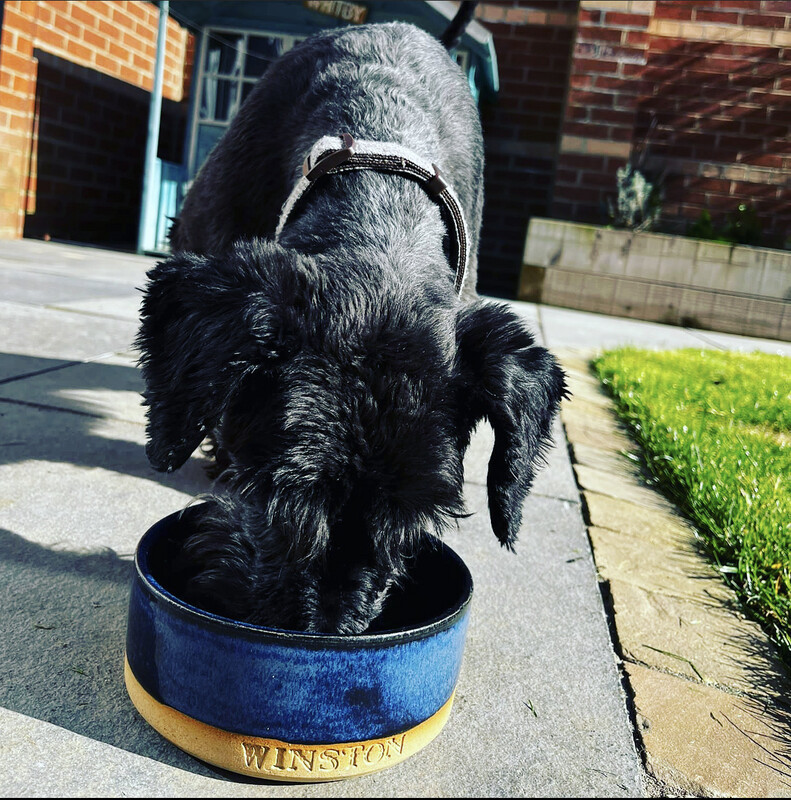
[274, 133, 469, 296]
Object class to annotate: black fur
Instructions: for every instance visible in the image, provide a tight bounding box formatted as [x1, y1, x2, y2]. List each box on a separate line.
[137, 12, 567, 634]
[440, 1, 479, 50]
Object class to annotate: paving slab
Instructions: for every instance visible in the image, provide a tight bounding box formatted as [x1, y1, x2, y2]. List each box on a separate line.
[536, 303, 791, 357]
[585, 518, 726, 603]
[605, 572, 789, 699]
[573, 464, 671, 511]
[463, 417, 580, 504]
[561, 396, 627, 436]
[535, 305, 707, 352]
[0, 264, 137, 308]
[0, 433, 645, 796]
[0, 302, 139, 369]
[560, 417, 637, 455]
[559, 376, 613, 409]
[0, 238, 153, 287]
[569, 442, 647, 479]
[0, 355, 145, 424]
[0, 401, 212, 549]
[0, 351, 77, 385]
[681, 326, 791, 356]
[584, 493, 706, 556]
[50, 295, 143, 321]
[627, 663, 791, 798]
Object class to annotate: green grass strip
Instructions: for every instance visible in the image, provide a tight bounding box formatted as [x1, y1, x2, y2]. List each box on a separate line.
[593, 348, 791, 661]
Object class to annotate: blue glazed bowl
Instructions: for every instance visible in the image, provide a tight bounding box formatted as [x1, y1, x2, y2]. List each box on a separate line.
[124, 504, 473, 781]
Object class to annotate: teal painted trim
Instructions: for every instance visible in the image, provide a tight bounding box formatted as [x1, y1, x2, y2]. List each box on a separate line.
[138, 158, 162, 254]
[484, 37, 499, 94]
[139, 159, 186, 254]
[467, 63, 479, 103]
[156, 161, 187, 251]
[138, 0, 170, 254]
[165, 0, 499, 96]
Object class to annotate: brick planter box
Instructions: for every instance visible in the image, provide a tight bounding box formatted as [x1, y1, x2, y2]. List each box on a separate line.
[521, 218, 791, 342]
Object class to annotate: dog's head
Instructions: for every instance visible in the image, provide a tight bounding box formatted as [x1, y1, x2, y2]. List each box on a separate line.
[137, 241, 566, 633]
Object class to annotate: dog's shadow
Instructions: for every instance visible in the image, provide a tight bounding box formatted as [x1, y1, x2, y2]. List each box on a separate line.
[0, 531, 362, 785]
[0, 351, 210, 491]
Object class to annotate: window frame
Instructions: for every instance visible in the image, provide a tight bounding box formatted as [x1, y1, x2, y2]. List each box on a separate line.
[188, 26, 304, 176]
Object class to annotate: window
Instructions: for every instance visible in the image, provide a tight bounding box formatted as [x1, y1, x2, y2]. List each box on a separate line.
[189, 28, 303, 175]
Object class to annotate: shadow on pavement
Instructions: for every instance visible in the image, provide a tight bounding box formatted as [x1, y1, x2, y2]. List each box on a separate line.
[0, 353, 245, 777]
[0, 529, 230, 777]
[0, 352, 209, 494]
[732, 633, 791, 783]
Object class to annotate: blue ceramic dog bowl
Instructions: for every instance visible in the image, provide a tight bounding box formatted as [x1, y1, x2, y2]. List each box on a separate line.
[124, 504, 473, 781]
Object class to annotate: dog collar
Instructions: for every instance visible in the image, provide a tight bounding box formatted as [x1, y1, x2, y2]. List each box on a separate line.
[274, 133, 469, 295]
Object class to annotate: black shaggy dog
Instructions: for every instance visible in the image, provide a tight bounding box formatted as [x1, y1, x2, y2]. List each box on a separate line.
[137, 5, 567, 634]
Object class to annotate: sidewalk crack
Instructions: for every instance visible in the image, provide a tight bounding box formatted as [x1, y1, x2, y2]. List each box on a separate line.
[0, 360, 82, 386]
[0, 395, 105, 419]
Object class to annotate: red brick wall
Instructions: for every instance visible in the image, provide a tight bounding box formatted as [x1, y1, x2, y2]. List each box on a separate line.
[551, 0, 790, 250]
[475, 0, 578, 297]
[22, 51, 185, 247]
[0, 0, 190, 240]
[551, 2, 650, 223]
[639, 0, 790, 247]
[1, 1, 788, 282]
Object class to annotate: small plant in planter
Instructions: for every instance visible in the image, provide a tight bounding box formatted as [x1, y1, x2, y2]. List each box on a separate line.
[607, 164, 662, 232]
[687, 208, 719, 241]
[605, 117, 663, 232]
[688, 203, 763, 246]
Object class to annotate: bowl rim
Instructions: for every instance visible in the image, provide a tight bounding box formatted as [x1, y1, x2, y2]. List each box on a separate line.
[135, 505, 474, 648]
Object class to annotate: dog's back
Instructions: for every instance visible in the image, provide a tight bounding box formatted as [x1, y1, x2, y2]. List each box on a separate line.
[171, 22, 484, 294]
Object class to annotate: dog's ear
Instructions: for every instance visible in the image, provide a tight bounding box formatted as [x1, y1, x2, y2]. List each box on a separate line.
[455, 301, 568, 550]
[136, 249, 278, 473]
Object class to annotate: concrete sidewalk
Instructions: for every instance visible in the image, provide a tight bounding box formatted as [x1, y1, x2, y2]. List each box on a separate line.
[0, 239, 787, 797]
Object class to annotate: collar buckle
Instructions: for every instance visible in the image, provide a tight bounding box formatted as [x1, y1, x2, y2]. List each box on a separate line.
[303, 132, 356, 181]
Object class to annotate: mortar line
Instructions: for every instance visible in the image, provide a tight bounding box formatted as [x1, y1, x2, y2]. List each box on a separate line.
[462, 477, 580, 505]
[44, 304, 140, 322]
